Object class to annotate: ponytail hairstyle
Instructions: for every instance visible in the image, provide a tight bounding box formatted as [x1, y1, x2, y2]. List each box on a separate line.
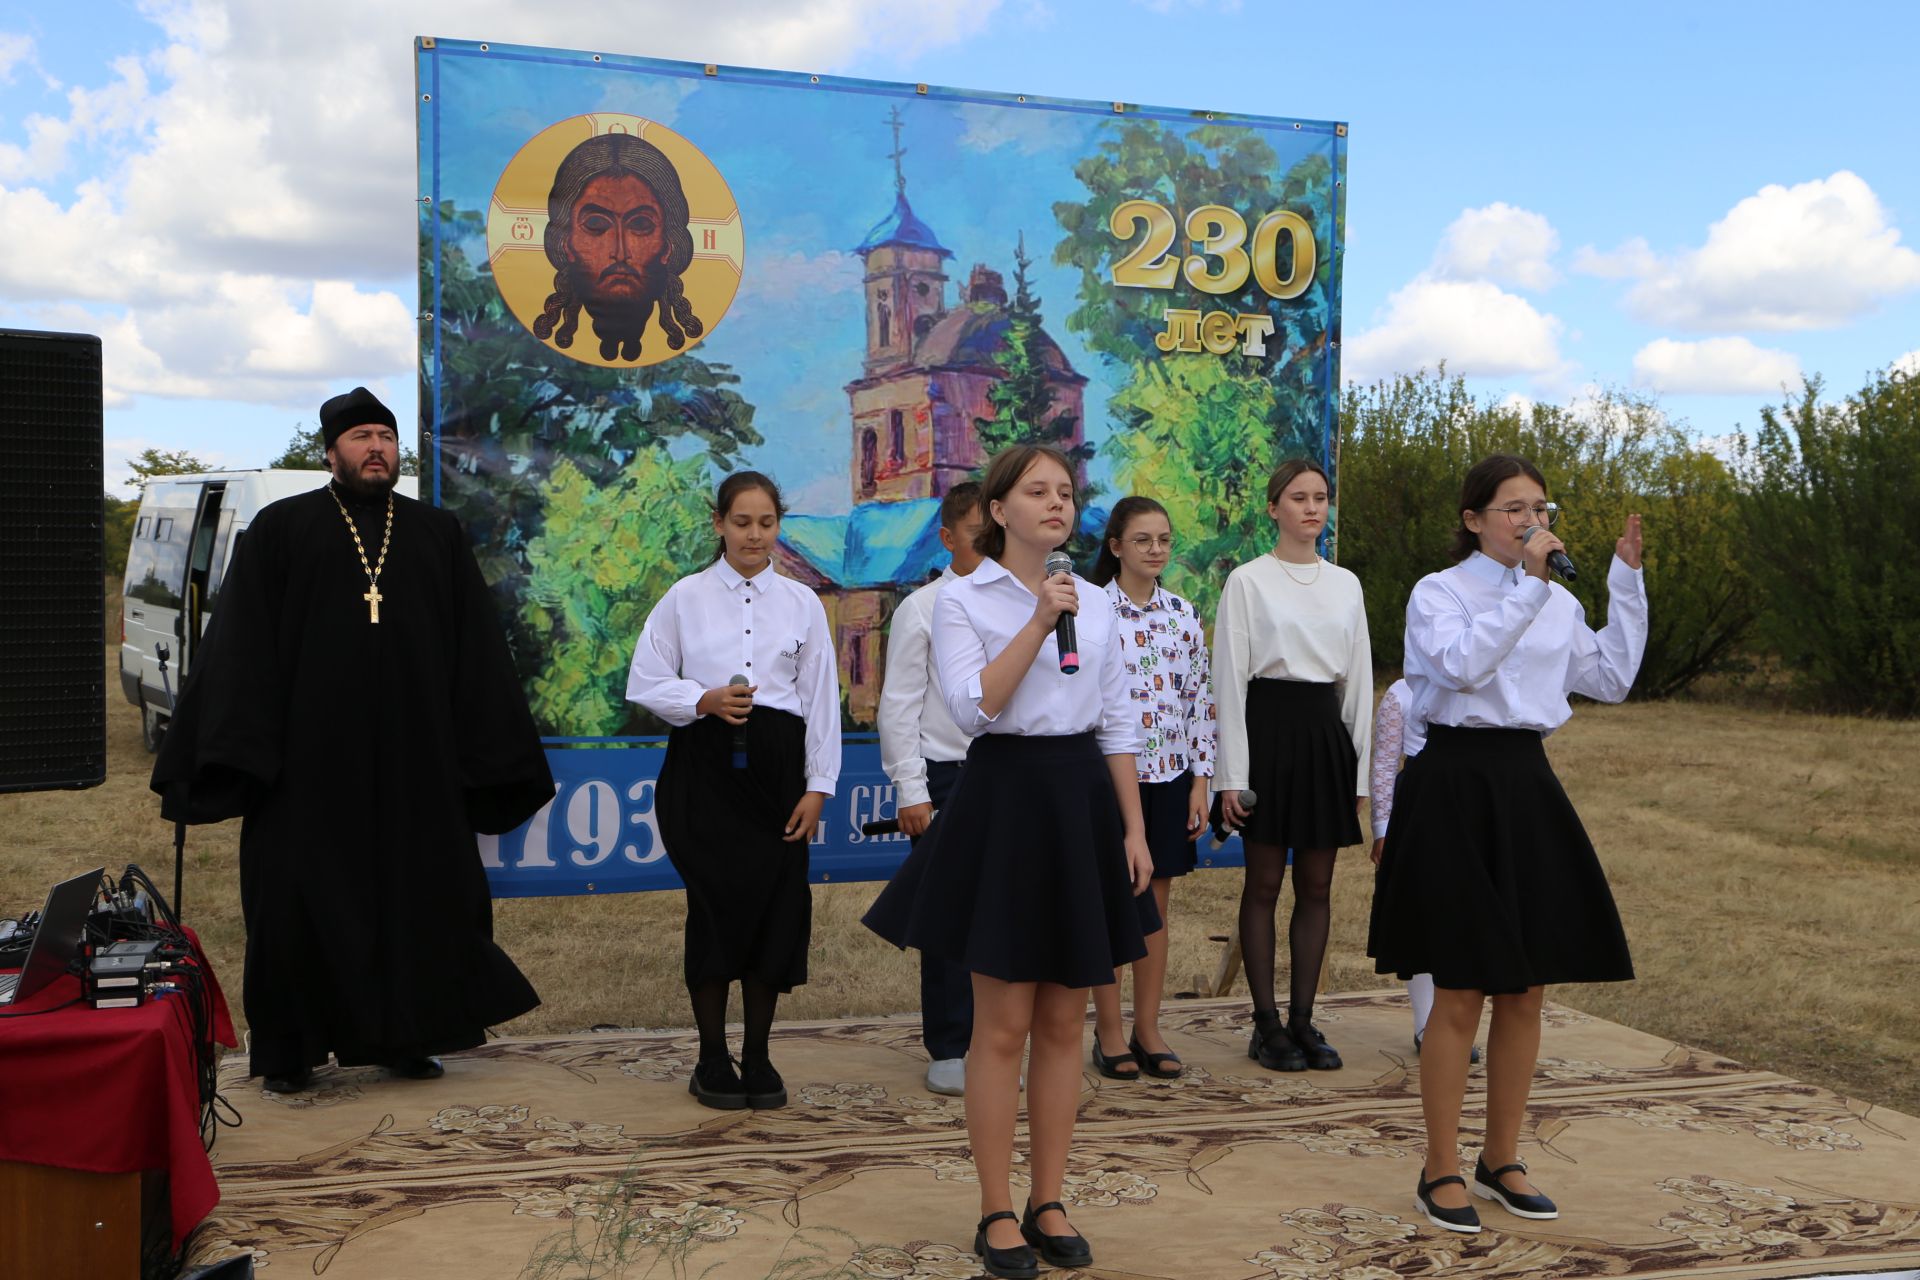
[1090, 495, 1171, 586]
[973, 443, 1076, 559]
[711, 470, 787, 562]
[1452, 454, 1545, 561]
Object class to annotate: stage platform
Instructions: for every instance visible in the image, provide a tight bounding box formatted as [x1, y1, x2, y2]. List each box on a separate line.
[186, 993, 1920, 1278]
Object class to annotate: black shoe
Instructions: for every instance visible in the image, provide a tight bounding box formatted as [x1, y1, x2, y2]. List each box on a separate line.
[740, 1057, 788, 1110]
[1248, 1009, 1307, 1071]
[688, 1057, 748, 1111]
[1288, 1017, 1342, 1070]
[1128, 1032, 1183, 1080]
[1473, 1156, 1559, 1219]
[387, 1056, 445, 1080]
[1091, 1038, 1141, 1080]
[1021, 1199, 1093, 1268]
[1414, 1172, 1482, 1234]
[1414, 1032, 1482, 1065]
[262, 1067, 312, 1094]
[973, 1210, 1039, 1279]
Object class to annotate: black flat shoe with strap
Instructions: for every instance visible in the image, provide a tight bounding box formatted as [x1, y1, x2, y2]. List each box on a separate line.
[973, 1211, 1039, 1279]
[1129, 1032, 1183, 1080]
[1473, 1156, 1559, 1219]
[1248, 1008, 1307, 1072]
[1021, 1199, 1093, 1268]
[1414, 1172, 1482, 1234]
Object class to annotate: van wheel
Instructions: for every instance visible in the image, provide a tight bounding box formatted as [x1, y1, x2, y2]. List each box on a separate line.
[141, 698, 168, 754]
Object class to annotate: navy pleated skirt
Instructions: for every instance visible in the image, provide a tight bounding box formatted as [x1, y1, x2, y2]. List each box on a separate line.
[1367, 724, 1634, 994]
[863, 732, 1160, 988]
[1239, 679, 1364, 850]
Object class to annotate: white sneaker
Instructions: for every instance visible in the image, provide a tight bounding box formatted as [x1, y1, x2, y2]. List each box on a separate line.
[925, 1057, 966, 1096]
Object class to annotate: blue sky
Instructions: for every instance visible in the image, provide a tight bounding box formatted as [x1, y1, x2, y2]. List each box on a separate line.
[3, 0, 1916, 495]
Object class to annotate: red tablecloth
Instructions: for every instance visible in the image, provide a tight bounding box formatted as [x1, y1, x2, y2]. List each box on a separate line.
[0, 930, 236, 1251]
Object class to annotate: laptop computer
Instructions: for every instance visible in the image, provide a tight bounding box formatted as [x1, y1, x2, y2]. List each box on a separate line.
[0, 868, 104, 1005]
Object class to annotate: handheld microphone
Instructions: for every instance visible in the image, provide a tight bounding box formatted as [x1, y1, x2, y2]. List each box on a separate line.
[859, 812, 936, 837]
[1044, 550, 1079, 674]
[1210, 788, 1257, 848]
[1522, 525, 1577, 582]
[728, 674, 750, 768]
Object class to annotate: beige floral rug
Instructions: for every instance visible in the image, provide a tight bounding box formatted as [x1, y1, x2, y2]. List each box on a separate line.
[188, 993, 1920, 1279]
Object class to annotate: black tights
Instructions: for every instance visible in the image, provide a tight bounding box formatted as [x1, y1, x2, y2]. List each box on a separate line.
[689, 978, 781, 1065]
[1238, 842, 1337, 1023]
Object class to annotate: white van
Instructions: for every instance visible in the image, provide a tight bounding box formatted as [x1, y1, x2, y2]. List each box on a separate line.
[119, 469, 420, 750]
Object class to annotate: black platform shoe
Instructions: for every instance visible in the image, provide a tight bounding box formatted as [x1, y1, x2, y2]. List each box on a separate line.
[387, 1055, 445, 1080]
[973, 1210, 1039, 1279]
[739, 1057, 788, 1110]
[1288, 1017, 1342, 1070]
[261, 1067, 312, 1094]
[1091, 1038, 1141, 1080]
[1021, 1199, 1093, 1269]
[1414, 1172, 1482, 1234]
[687, 1057, 747, 1110]
[1248, 1008, 1307, 1071]
[1472, 1156, 1559, 1219]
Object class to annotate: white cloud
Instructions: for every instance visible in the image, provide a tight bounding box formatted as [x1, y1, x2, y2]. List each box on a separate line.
[1432, 202, 1558, 291]
[1616, 172, 1920, 331]
[1343, 277, 1564, 383]
[1632, 337, 1802, 395]
[1891, 348, 1920, 378]
[736, 248, 864, 304]
[0, 32, 34, 81]
[953, 100, 1082, 156]
[1572, 236, 1656, 279]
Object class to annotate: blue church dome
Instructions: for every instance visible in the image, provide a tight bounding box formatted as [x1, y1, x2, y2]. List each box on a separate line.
[855, 191, 953, 258]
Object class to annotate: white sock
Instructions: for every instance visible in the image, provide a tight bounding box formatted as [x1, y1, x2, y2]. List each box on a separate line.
[1408, 973, 1435, 1038]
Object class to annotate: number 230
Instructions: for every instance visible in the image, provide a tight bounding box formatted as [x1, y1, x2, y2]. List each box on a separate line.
[1109, 200, 1317, 301]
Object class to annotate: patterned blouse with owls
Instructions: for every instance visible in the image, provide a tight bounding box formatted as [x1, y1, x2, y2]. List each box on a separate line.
[1104, 580, 1218, 785]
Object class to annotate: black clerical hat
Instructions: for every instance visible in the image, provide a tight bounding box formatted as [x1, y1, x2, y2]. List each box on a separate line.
[319, 386, 397, 449]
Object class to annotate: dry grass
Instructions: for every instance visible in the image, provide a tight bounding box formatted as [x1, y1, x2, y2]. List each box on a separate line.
[5, 652, 1916, 1116]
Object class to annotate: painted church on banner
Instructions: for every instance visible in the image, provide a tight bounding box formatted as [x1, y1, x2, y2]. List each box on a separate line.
[775, 137, 1094, 726]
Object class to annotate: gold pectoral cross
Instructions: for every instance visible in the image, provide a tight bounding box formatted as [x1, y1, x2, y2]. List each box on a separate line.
[363, 585, 383, 624]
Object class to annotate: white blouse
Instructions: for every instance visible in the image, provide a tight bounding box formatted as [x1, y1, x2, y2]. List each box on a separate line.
[1403, 551, 1647, 737]
[1212, 555, 1373, 795]
[1106, 580, 1216, 784]
[877, 568, 973, 808]
[624, 558, 843, 794]
[933, 557, 1143, 757]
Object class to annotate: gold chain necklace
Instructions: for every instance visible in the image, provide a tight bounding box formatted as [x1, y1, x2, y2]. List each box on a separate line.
[329, 485, 394, 623]
[1271, 549, 1322, 586]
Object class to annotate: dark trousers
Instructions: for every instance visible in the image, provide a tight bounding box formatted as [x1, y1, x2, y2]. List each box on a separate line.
[915, 760, 972, 1060]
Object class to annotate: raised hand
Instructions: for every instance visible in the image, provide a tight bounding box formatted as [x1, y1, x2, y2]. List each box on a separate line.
[1616, 513, 1643, 570]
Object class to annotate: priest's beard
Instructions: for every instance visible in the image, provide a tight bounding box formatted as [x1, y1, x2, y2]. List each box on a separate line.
[333, 457, 399, 500]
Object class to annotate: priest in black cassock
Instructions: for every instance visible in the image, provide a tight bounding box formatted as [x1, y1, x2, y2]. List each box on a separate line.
[152, 386, 553, 1093]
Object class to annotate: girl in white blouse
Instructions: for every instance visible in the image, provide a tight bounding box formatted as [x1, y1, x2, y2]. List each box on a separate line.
[865, 444, 1155, 1279]
[1214, 459, 1372, 1074]
[1087, 496, 1216, 1083]
[1368, 453, 1646, 1234]
[625, 471, 841, 1114]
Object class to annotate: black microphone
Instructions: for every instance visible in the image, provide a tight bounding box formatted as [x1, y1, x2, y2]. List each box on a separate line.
[1522, 525, 1577, 582]
[860, 812, 938, 837]
[728, 674, 750, 768]
[1044, 550, 1078, 674]
[1209, 788, 1257, 847]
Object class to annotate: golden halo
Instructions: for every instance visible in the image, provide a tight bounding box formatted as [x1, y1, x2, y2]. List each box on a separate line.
[486, 113, 742, 368]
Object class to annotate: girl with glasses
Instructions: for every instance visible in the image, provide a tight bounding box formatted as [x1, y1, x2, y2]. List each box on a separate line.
[1369, 453, 1646, 1234]
[1086, 496, 1217, 1083]
[1214, 459, 1373, 1075]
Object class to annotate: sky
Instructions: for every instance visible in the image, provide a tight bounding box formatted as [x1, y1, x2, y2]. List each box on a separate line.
[3, 0, 1917, 497]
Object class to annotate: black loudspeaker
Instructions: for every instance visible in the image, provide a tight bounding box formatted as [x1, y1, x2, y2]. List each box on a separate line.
[0, 328, 106, 792]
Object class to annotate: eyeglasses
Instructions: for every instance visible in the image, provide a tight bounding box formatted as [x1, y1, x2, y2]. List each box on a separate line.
[1124, 534, 1175, 551]
[1477, 502, 1561, 527]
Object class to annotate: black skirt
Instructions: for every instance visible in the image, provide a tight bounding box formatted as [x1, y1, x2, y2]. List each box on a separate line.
[1367, 724, 1634, 994]
[655, 706, 811, 993]
[1141, 771, 1199, 879]
[1239, 679, 1364, 849]
[863, 732, 1161, 988]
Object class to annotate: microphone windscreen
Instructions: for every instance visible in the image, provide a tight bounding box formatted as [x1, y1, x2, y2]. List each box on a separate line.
[1044, 551, 1074, 578]
[1240, 788, 1258, 808]
[729, 673, 750, 687]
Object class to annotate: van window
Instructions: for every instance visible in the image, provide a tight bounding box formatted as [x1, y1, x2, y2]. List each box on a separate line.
[135, 516, 149, 538]
[124, 506, 194, 609]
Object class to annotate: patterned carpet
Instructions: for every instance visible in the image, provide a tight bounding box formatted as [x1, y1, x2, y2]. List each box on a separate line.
[187, 993, 1920, 1279]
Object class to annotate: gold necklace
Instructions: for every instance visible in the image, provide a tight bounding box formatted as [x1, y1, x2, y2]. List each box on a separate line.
[1271, 550, 1322, 585]
[329, 485, 394, 623]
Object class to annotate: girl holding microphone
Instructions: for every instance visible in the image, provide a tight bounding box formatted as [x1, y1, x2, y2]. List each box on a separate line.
[1369, 454, 1645, 1233]
[866, 444, 1156, 1279]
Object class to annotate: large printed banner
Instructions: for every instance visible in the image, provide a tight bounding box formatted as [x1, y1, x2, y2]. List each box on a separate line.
[415, 38, 1347, 896]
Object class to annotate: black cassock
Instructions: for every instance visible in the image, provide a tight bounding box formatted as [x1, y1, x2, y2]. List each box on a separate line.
[152, 482, 553, 1077]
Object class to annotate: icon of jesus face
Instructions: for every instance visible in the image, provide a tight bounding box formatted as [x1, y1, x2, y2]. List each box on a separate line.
[567, 172, 669, 307]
